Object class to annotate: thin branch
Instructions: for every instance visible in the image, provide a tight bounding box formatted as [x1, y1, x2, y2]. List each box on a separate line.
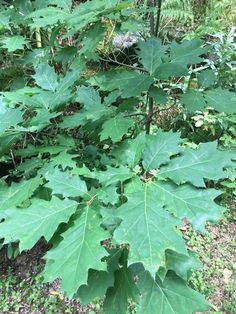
[124, 112, 147, 117]
[100, 56, 148, 73]
[146, 96, 154, 134]
[154, 0, 162, 37]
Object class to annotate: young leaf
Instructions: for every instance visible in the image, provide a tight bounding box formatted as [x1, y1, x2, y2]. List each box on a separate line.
[44, 206, 109, 297]
[137, 38, 165, 75]
[114, 183, 187, 276]
[100, 114, 134, 142]
[158, 142, 234, 187]
[33, 64, 58, 91]
[143, 130, 182, 171]
[0, 196, 78, 251]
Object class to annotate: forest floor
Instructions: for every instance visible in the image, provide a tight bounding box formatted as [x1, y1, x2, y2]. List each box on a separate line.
[0, 199, 235, 314]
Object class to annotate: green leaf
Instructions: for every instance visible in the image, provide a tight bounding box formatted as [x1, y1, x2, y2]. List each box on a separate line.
[59, 113, 87, 129]
[57, 70, 78, 93]
[0, 12, 9, 29]
[77, 270, 112, 305]
[136, 270, 210, 314]
[143, 130, 182, 171]
[45, 168, 88, 198]
[1, 36, 27, 52]
[114, 183, 187, 276]
[76, 85, 102, 109]
[49, 0, 72, 12]
[0, 132, 21, 157]
[164, 250, 201, 280]
[204, 88, 236, 114]
[180, 90, 206, 111]
[154, 63, 188, 79]
[0, 196, 78, 251]
[169, 39, 207, 66]
[89, 70, 134, 91]
[50, 151, 78, 170]
[80, 22, 106, 60]
[112, 133, 146, 168]
[0, 108, 23, 135]
[122, 74, 154, 98]
[28, 109, 60, 130]
[137, 38, 165, 75]
[44, 206, 109, 297]
[26, 7, 69, 28]
[100, 114, 134, 142]
[66, 0, 120, 32]
[198, 69, 216, 88]
[104, 266, 139, 314]
[153, 181, 225, 232]
[90, 70, 153, 97]
[76, 249, 122, 305]
[76, 85, 108, 121]
[98, 165, 133, 187]
[33, 64, 58, 91]
[158, 142, 234, 187]
[149, 86, 168, 105]
[97, 185, 119, 205]
[0, 176, 42, 211]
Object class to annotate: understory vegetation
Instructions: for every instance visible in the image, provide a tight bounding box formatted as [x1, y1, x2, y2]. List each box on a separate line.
[0, 0, 235, 313]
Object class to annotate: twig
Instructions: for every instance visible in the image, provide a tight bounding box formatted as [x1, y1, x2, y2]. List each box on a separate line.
[124, 112, 147, 117]
[154, 0, 162, 37]
[100, 56, 148, 73]
[10, 149, 17, 168]
[146, 96, 154, 134]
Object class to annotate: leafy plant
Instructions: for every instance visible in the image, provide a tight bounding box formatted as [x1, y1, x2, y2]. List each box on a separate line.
[0, 0, 235, 313]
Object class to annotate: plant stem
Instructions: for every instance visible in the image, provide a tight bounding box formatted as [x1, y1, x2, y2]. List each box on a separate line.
[148, 0, 155, 36]
[154, 0, 162, 37]
[146, 96, 154, 134]
[35, 28, 42, 48]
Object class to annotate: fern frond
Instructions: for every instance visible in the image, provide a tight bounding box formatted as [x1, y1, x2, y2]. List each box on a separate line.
[162, 0, 194, 22]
